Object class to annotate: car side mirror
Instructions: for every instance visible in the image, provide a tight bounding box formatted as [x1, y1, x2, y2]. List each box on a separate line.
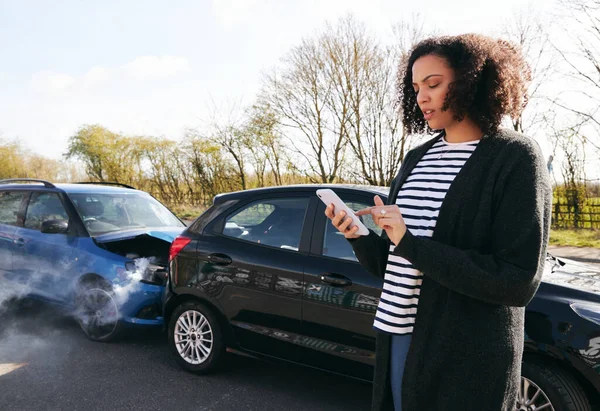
[41, 219, 69, 234]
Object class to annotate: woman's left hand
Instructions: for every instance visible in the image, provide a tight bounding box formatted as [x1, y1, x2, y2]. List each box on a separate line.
[355, 195, 407, 246]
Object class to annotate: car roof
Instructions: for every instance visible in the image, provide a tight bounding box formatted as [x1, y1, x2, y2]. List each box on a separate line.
[214, 184, 389, 203]
[55, 183, 146, 194]
[0, 182, 145, 194]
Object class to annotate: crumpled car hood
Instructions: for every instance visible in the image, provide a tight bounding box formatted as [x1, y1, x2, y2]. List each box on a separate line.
[93, 227, 184, 244]
[543, 255, 600, 294]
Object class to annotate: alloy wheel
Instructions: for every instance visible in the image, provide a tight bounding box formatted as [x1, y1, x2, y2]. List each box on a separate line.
[517, 376, 554, 411]
[77, 288, 119, 340]
[174, 310, 214, 365]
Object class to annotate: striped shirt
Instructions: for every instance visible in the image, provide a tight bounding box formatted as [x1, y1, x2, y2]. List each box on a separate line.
[373, 136, 480, 334]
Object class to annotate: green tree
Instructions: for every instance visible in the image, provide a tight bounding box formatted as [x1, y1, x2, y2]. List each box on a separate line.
[244, 103, 289, 187]
[65, 124, 145, 186]
[138, 137, 187, 204]
[0, 139, 28, 179]
[183, 131, 239, 205]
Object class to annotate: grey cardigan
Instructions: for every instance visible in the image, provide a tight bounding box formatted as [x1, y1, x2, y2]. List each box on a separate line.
[349, 128, 552, 411]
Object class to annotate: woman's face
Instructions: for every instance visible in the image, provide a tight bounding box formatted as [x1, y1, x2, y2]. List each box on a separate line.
[411, 54, 456, 130]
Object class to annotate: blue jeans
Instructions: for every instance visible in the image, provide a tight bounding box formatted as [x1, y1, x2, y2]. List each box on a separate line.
[390, 333, 412, 411]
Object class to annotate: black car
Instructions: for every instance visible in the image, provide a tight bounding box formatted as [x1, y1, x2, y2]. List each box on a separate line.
[164, 184, 600, 410]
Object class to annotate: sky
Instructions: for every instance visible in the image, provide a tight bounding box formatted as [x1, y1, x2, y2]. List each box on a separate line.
[0, 0, 581, 169]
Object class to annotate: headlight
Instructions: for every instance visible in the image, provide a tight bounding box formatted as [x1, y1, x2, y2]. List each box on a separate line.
[125, 260, 168, 286]
[570, 302, 600, 326]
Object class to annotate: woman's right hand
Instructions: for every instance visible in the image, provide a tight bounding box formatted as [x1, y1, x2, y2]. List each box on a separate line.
[324, 204, 362, 239]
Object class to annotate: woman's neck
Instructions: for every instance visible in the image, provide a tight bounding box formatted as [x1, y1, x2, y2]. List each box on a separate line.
[444, 118, 484, 143]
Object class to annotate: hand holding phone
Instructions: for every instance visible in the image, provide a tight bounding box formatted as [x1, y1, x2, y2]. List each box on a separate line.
[317, 189, 369, 236]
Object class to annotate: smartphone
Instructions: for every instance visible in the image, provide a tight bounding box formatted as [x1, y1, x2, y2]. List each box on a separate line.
[316, 188, 369, 236]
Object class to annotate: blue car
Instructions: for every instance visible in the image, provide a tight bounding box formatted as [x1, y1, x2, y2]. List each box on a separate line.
[0, 179, 185, 341]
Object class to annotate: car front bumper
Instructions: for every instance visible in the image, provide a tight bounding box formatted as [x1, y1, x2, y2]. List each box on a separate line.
[118, 281, 165, 327]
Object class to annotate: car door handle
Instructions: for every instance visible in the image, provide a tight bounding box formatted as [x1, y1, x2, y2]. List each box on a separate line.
[207, 253, 232, 265]
[320, 273, 352, 287]
[14, 238, 25, 247]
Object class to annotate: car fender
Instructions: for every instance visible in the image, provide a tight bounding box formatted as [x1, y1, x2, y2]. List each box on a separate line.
[165, 286, 234, 345]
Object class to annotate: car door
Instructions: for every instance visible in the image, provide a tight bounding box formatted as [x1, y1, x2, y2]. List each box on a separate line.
[12, 191, 78, 302]
[197, 193, 317, 361]
[301, 190, 384, 379]
[0, 190, 28, 281]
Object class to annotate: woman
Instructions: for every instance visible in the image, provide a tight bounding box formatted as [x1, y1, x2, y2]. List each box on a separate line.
[325, 34, 552, 410]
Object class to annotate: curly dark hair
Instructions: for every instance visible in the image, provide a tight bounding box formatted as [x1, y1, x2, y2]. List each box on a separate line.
[399, 33, 531, 135]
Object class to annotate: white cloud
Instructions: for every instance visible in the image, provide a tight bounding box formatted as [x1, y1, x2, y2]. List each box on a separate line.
[28, 56, 190, 96]
[122, 56, 190, 80]
[82, 66, 111, 89]
[29, 71, 76, 93]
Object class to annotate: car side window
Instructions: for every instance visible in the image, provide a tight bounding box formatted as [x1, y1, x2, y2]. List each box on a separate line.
[24, 192, 69, 231]
[322, 200, 383, 261]
[222, 198, 309, 252]
[0, 191, 28, 227]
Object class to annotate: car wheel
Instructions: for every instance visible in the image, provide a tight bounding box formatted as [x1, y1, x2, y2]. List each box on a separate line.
[168, 301, 224, 374]
[75, 281, 122, 342]
[518, 361, 591, 411]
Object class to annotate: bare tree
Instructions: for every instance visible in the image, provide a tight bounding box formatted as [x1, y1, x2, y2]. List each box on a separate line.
[199, 100, 250, 190]
[501, 6, 555, 134]
[558, 127, 588, 228]
[244, 102, 289, 186]
[261, 15, 430, 185]
[182, 130, 238, 205]
[551, 0, 600, 153]
[138, 137, 189, 204]
[261, 30, 346, 183]
[340, 16, 428, 186]
[543, 105, 591, 227]
[211, 123, 248, 190]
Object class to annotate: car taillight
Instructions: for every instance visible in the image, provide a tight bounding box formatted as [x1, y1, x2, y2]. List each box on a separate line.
[169, 236, 192, 262]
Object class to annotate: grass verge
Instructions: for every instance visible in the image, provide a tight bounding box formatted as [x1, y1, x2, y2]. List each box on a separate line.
[172, 206, 208, 221]
[550, 229, 600, 248]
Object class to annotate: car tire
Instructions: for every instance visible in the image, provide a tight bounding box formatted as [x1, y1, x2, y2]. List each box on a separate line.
[519, 361, 591, 411]
[168, 300, 224, 374]
[74, 280, 122, 342]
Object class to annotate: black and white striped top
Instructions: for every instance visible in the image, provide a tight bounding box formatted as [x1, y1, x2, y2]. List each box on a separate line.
[373, 136, 480, 335]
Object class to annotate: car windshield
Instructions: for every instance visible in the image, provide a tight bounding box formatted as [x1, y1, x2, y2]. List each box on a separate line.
[68, 192, 184, 235]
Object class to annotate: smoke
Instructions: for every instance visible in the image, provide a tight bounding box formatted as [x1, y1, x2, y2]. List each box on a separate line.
[0, 255, 161, 336]
[0, 252, 78, 315]
[0, 275, 50, 363]
[72, 257, 160, 332]
[113, 257, 152, 306]
[0, 286, 27, 315]
[0, 300, 72, 367]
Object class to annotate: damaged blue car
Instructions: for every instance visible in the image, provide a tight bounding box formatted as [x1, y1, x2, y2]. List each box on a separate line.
[0, 179, 185, 341]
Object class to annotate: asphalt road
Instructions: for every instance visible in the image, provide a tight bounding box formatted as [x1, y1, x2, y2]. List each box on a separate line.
[548, 245, 600, 269]
[0, 303, 371, 411]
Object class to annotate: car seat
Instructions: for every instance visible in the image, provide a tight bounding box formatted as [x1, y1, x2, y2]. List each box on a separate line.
[78, 200, 105, 219]
[259, 208, 305, 249]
